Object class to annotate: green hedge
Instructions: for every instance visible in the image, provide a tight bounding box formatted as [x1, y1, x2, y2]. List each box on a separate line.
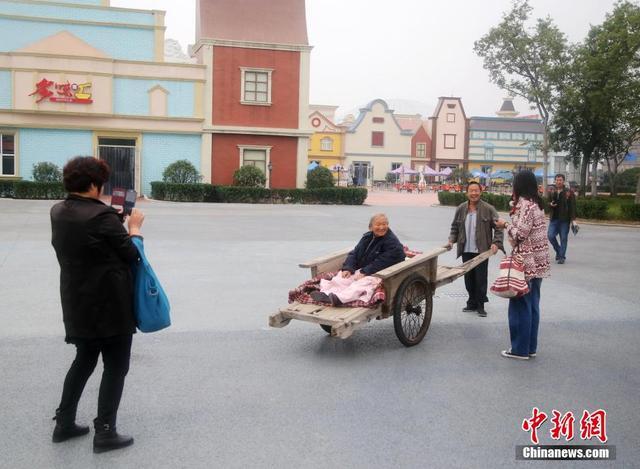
[437, 191, 513, 211]
[150, 182, 367, 205]
[13, 181, 66, 199]
[620, 203, 640, 221]
[575, 198, 608, 219]
[0, 180, 16, 198]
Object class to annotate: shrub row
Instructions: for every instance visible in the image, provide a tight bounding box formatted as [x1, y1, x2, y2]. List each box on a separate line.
[150, 182, 367, 205]
[437, 191, 512, 211]
[620, 203, 640, 221]
[437, 189, 639, 220]
[0, 181, 66, 199]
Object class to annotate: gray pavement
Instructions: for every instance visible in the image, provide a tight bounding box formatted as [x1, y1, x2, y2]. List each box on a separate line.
[1, 198, 639, 468]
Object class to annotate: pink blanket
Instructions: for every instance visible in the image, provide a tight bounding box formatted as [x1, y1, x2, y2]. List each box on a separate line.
[319, 274, 382, 304]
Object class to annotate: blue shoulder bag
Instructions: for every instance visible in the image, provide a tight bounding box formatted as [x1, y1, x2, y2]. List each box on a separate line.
[131, 237, 171, 333]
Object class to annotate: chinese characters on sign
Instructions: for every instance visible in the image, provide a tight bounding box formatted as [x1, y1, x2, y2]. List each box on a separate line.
[522, 408, 608, 444]
[29, 78, 93, 104]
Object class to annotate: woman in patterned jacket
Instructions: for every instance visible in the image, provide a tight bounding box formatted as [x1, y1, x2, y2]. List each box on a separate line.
[495, 170, 550, 360]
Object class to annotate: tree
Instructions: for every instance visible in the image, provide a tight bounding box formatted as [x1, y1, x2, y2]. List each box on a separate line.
[448, 168, 471, 184]
[306, 166, 335, 189]
[162, 160, 202, 184]
[553, 1, 640, 197]
[474, 0, 569, 191]
[32, 162, 62, 182]
[233, 165, 266, 187]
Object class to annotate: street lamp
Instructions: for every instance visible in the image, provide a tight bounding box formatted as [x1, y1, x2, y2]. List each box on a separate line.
[267, 161, 273, 188]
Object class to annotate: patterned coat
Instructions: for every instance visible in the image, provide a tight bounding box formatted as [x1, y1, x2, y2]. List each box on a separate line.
[505, 198, 550, 281]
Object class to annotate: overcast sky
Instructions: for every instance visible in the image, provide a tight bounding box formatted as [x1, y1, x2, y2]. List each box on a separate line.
[112, 0, 621, 118]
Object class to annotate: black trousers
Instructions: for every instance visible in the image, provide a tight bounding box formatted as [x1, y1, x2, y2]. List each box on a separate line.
[56, 335, 132, 428]
[462, 252, 489, 309]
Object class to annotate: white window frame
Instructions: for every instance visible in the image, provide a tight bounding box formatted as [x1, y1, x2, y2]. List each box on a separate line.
[416, 142, 427, 158]
[237, 144, 272, 187]
[446, 113, 455, 123]
[320, 137, 333, 152]
[240, 67, 273, 106]
[0, 131, 17, 177]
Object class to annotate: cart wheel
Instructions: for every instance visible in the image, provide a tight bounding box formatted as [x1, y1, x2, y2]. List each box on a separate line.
[320, 324, 333, 334]
[393, 273, 433, 347]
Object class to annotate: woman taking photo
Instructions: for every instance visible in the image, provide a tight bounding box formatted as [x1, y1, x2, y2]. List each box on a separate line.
[495, 170, 550, 360]
[50, 156, 144, 453]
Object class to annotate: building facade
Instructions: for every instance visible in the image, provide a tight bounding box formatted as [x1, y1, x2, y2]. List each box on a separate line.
[307, 104, 345, 169]
[194, 0, 311, 189]
[0, 0, 205, 195]
[467, 98, 545, 177]
[343, 99, 412, 186]
[429, 97, 469, 172]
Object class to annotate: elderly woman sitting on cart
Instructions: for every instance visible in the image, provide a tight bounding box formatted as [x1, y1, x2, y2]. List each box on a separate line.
[310, 213, 405, 306]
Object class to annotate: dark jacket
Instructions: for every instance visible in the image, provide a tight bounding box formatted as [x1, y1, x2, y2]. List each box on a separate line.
[549, 187, 576, 221]
[50, 194, 140, 342]
[342, 229, 405, 275]
[449, 199, 504, 259]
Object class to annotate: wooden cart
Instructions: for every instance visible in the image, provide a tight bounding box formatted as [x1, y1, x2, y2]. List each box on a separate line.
[269, 247, 494, 347]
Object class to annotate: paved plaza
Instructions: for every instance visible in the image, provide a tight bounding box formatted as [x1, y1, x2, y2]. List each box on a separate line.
[1, 197, 639, 468]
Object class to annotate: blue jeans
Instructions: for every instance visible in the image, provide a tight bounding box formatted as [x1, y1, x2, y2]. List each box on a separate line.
[548, 219, 570, 260]
[508, 278, 542, 356]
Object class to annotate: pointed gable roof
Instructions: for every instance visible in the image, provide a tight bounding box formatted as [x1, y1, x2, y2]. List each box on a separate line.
[197, 0, 308, 45]
[430, 97, 468, 120]
[309, 110, 343, 133]
[17, 31, 109, 58]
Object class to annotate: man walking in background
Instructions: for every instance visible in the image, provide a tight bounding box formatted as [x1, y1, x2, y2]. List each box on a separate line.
[548, 174, 576, 264]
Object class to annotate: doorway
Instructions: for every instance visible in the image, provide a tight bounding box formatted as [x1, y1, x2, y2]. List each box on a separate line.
[98, 138, 136, 195]
[353, 162, 370, 186]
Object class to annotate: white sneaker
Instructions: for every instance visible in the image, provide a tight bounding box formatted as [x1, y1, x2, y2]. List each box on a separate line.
[501, 349, 529, 360]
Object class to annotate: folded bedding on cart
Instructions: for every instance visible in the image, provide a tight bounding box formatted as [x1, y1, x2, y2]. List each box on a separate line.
[288, 271, 385, 308]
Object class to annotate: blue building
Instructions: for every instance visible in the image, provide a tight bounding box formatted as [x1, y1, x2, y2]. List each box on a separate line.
[0, 0, 206, 195]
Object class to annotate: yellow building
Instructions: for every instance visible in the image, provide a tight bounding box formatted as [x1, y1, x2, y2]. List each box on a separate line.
[307, 105, 345, 170]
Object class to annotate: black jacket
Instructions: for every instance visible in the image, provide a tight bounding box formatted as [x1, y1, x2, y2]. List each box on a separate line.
[50, 195, 140, 342]
[342, 229, 405, 275]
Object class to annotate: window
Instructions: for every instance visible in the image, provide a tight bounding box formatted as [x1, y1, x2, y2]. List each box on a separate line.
[240, 67, 272, 105]
[1, 133, 15, 176]
[481, 165, 493, 174]
[512, 132, 523, 140]
[372, 131, 384, 147]
[499, 132, 511, 140]
[536, 133, 544, 141]
[391, 162, 401, 171]
[444, 134, 456, 149]
[416, 143, 427, 158]
[320, 137, 333, 151]
[372, 117, 384, 123]
[484, 144, 494, 161]
[486, 132, 498, 140]
[528, 146, 537, 162]
[242, 149, 267, 173]
[447, 113, 455, 123]
[470, 131, 485, 139]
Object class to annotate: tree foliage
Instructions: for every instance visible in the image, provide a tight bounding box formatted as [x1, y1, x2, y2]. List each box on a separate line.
[232, 165, 266, 187]
[32, 162, 62, 182]
[306, 166, 335, 189]
[552, 1, 640, 196]
[162, 160, 202, 184]
[474, 0, 569, 189]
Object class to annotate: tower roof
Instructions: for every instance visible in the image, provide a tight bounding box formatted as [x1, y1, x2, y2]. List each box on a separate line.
[197, 0, 308, 45]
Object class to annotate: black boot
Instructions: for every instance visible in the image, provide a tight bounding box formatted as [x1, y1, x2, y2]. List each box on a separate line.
[51, 411, 90, 443]
[93, 421, 134, 454]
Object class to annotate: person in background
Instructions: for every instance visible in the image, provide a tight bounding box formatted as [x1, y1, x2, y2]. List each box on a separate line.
[50, 156, 144, 453]
[495, 170, 550, 360]
[547, 173, 576, 264]
[447, 181, 504, 317]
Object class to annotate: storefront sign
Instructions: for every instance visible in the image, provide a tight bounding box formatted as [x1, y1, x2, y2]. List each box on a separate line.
[29, 78, 93, 104]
